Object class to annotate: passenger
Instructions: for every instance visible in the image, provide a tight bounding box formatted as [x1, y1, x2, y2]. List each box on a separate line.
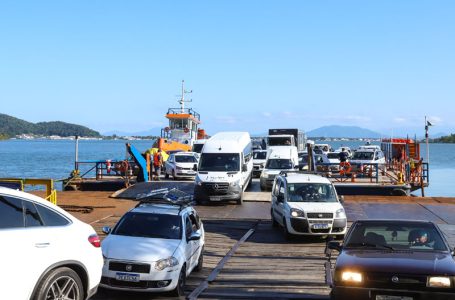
[412, 230, 429, 246]
[285, 140, 291, 145]
[339, 151, 349, 163]
[153, 150, 163, 181]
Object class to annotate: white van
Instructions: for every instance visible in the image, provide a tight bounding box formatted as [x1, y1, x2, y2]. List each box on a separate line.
[260, 146, 299, 190]
[194, 132, 253, 204]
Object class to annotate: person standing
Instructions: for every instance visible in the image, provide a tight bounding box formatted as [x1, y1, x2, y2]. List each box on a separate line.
[153, 150, 163, 180]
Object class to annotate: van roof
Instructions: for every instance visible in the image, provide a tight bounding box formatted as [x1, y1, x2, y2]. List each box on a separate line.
[203, 132, 251, 153]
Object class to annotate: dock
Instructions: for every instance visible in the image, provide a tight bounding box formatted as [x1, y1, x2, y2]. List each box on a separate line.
[37, 178, 455, 300]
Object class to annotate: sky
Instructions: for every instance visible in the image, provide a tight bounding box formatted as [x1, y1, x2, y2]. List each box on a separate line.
[0, 1, 454, 137]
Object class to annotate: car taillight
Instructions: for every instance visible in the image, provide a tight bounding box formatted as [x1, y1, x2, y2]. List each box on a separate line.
[88, 234, 101, 248]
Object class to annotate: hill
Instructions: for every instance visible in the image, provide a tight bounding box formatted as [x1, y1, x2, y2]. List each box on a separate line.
[307, 125, 382, 138]
[431, 133, 455, 143]
[0, 114, 101, 138]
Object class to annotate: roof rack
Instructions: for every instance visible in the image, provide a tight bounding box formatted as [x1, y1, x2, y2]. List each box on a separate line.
[278, 170, 325, 177]
[135, 188, 194, 212]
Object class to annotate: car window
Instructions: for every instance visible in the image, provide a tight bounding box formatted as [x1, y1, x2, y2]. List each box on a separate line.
[189, 214, 199, 231]
[23, 201, 44, 227]
[253, 151, 267, 159]
[345, 222, 448, 251]
[273, 179, 280, 196]
[287, 183, 338, 202]
[185, 216, 193, 239]
[35, 204, 70, 226]
[175, 155, 197, 163]
[266, 159, 293, 169]
[0, 196, 24, 229]
[112, 212, 181, 239]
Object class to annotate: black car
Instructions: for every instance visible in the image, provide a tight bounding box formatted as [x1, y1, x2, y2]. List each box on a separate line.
[326, 220, 455, 300]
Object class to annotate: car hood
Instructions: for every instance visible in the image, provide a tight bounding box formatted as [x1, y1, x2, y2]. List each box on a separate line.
[288, 202, 342, 213]
[102, 235, 181, 262]
[336, 249, 455, 275]
[253, 159, 266, 165]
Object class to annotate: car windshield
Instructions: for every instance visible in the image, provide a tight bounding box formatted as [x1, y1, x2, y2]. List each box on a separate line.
[175, 155, 197, 163]
[345, 222, 448, 251]
[327, 153, 340, 159]
[298, 154, 308, 164]
[199, 153, 240, 172]
[112, 212, 181, 239]
[253, 151, 267, 159]
[353, 151, 374, 160]
[268, 137, 292, 146]
[192, 144, 204, 153]
[266, 159, 293, 169]
[287, 183, 338, 202]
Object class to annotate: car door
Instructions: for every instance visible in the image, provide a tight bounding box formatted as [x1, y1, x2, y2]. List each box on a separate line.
[188, 213, 202, 270]
[166, 155, 174, 175]
[184, 214, 196, 273]
[273, 180, 286, 225]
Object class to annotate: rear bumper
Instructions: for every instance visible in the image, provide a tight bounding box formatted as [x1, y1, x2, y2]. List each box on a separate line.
[332, 286, 455, 300]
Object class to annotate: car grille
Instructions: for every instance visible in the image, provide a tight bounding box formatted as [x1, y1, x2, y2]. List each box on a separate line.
[365, 273, 427, 289]
[202, 182, 229, 194]
[311, 228, 331, 233]
[109, 261, 151, 273]
[307, 212, 333, 219]
[101, 277, 171, 289]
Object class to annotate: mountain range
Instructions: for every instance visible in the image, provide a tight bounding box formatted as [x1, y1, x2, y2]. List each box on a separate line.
[307, 125, 382, 138]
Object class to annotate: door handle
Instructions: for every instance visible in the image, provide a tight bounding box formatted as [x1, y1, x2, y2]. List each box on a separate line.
[35, 243, 50, 248]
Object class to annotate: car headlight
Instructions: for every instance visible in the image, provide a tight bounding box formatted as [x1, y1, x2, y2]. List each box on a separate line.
[341, 271, 363, 283]
[335, 208, 346, 219]
[261, 171, 268, 178]
[427, 276, 452, 288]
[290, 208, 305, 218]
[230, 179, 240, 187]
[155, 257, 179, 271]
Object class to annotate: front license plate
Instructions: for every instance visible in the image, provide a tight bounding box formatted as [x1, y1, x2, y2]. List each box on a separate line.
[210, 196, 221, 201]
[115, 272, 140, 282]
[312, 224, 329, 229]
[376, 295, 413, 300]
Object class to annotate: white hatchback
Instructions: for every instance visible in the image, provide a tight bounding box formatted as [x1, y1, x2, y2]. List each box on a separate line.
[0, 187, 103, 300]
[100, 201, 204, 296]
[164, 152, 199, 180]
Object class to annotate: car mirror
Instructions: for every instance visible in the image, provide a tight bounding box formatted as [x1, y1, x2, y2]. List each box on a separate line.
[188, 232, 201, 242]
[193, 164, 198, 171]
[242, 164, 248, 172]
[327, 241, 342, 252]
[339, 195, 345, 203]
[102, 226, 111, 234]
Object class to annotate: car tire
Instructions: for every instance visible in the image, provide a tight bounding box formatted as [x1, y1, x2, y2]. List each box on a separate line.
[283, 218, 294, 240]
[194, 247, 204, 272]
[165, 172, 169, 179]
[237, 192, 244, 205]
[34, 267, 84, 300]
[172, 170, 177, 180]
[171, 265, 186, 297]
[271, 209, 278, 228]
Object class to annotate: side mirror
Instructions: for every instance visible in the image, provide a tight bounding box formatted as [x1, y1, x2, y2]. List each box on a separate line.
[188, 232, 201, 242]
[327, 241, 342, 252]
[242, 164, 248, 172]
[102, 226, 111, 234]
[277, 194, 284, 203]
[339, 195, 345, 203]
[193, 164, 198, 171]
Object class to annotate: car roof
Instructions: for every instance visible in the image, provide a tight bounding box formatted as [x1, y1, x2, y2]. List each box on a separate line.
[353, 219, 436, 225]
[131, 203, 193, 216]
[174, 151, 197, 156]
[281, 173, 331, 184]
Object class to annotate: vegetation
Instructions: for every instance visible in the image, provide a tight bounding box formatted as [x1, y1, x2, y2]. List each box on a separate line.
[431, 134, 455, 143]
[0, 113, 101, 138]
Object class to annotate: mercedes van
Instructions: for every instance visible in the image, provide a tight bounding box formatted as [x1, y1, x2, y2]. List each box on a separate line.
[194, 132, 253, 204]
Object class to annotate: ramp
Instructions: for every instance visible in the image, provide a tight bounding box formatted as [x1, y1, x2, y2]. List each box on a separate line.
[112, 181, 196, 199]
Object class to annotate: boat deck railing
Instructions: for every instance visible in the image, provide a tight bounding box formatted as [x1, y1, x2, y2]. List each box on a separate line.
[166, 107, 200, 120]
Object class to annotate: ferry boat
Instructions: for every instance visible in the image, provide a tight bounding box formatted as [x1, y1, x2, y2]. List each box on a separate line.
[153, 80, 208, 152]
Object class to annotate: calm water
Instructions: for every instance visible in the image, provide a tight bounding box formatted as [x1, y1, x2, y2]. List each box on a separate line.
[0, 139, 454, 196]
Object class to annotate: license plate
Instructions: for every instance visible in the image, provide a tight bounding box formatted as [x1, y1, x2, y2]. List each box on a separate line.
[210, 196, 221, 201]
[376, 296, 413, 300]
[312, 224, 329, 229]
[115, 272, 140, 282]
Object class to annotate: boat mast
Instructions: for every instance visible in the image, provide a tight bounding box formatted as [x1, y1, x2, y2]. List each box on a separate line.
[179, 80, 192, 113]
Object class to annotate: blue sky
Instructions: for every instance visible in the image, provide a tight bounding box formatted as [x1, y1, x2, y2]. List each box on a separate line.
[1, 1, 454, 136]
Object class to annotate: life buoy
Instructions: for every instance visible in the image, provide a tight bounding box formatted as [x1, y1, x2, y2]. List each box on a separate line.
[106, 160, 111, 174]
[115, 160, 129, 173]
[339, 161, 352, 176]
[184, 127, 189, 133]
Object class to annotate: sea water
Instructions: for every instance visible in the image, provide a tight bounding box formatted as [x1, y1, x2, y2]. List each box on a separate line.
[0, 139, 454, 196]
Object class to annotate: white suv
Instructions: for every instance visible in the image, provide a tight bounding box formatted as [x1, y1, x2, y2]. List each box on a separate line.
[164, 152, 199, 180]
[0, 187, 103, 300]
[270, 173, 347, 239]
[100, 199, 204, 296]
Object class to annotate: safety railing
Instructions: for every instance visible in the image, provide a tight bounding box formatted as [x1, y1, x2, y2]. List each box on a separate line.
[0, 178, 57, 204]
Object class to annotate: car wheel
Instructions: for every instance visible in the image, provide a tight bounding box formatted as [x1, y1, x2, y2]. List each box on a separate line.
[171, 265, 186, 297]
[34, 267, 84, 300]
[194, 247, 204, 272]
[283, 218, 294, 240]
[172, 170, 177, 180]
[165, 172, 169, 179]
[271, 209, 278, 227]
[237, 191, 244, 205]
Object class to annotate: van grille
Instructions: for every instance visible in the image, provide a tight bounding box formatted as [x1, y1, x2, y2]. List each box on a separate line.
[202, 182, 229, 194]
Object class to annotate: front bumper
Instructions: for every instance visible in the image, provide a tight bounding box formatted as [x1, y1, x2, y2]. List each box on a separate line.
[194, 183, 242, 202]
[287, 217, 347, 236]
[332, 285, 455, 300]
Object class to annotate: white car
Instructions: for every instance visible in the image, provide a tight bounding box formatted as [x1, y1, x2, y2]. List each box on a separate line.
[0, 187, 103, 300]
[270, 173, 347, 239]
[253, 150, 268, 178]
[350, 148, 386, 173]
[164, 152, 199, 180]
[100, 200, 205, 296]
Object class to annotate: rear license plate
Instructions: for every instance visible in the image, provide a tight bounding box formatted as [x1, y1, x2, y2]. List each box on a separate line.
[115, 272, 140, 282]
[376, 296, 413, 300]
[312, 224, 329, 229]
[210, 196, 221, 201]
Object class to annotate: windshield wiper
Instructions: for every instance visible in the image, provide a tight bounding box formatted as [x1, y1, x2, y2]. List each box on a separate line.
[348, 242, 395, 250]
